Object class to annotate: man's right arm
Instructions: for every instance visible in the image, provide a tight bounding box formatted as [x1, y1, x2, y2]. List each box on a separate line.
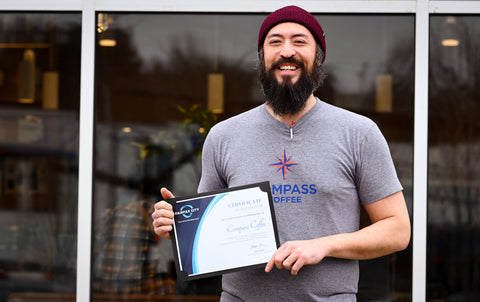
[151, 187, 175, 239]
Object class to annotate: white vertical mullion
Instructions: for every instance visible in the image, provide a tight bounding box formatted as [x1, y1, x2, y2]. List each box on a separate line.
[76, 0, 95, 301]
[412, 1, 429, 302]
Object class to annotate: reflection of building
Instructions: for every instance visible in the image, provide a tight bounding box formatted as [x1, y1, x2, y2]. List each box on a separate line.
[1, 2, 480, 302]
[0, 109, 79, 298]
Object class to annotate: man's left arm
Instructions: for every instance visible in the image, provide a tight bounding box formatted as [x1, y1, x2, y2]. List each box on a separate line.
[265, 191, 411, 275]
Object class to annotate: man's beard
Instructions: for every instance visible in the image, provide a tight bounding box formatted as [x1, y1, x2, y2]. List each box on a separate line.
[259, 57, 322, 116]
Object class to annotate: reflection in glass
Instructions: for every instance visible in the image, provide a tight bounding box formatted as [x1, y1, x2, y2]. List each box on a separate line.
[0, 13, 81, 301]
[428, 15, 480, 301]
[93, 13, 413, 300]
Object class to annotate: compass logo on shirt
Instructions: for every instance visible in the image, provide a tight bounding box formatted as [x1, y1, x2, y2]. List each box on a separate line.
[269, 149, 299, 180]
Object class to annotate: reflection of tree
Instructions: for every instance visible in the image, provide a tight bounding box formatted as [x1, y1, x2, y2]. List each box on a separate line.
[320, 34, 415, 144]
[95, 27, 260, 195]
[429, 17, 480, 147]
[376, 34, 415, 144]
[314, 67, 337, 106]
[429, 17, 480, 217]
[96, 29, 259, 125]
[383, 37, 415, 116]
[427, 16, 480, 300]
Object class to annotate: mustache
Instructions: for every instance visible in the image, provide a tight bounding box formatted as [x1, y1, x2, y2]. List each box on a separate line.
[269, 57, 306, 71]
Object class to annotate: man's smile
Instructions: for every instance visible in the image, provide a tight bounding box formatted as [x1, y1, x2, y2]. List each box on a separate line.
[278, 63, 299, 71]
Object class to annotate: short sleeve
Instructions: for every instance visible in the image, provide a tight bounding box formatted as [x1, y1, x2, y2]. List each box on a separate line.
[197, 126, 228, 193]
[356, 124, 403, 204]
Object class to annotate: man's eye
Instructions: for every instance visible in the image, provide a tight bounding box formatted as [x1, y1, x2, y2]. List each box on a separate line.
[269, 40, 281, 45]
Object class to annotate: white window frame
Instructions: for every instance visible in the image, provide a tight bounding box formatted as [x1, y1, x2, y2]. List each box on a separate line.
[1, 1, 480, 301]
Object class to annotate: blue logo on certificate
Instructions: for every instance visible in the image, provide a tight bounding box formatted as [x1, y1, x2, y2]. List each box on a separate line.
[178, 204, 197, 218]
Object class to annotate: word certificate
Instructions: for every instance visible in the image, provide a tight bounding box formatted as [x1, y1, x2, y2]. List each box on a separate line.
[168, 182, 279, 281]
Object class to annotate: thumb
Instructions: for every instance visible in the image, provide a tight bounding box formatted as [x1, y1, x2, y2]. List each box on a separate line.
[160, 187, 175, 200]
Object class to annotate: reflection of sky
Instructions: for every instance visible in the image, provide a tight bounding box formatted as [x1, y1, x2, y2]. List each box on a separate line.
[112, 13, 413, 93]
[114, 14, 262, 69]
[320, 15, 413, 92]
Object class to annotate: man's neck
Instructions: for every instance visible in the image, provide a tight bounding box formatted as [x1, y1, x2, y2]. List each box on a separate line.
[265, 94, 317, 126]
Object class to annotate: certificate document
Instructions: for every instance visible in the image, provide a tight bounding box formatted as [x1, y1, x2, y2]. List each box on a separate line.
[168, 182, 279, 281]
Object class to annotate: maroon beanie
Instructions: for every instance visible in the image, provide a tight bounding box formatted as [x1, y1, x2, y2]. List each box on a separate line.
[258, 5, 326, 63]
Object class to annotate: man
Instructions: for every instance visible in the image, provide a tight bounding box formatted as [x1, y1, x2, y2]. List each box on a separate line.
[152, 5, 410, 301]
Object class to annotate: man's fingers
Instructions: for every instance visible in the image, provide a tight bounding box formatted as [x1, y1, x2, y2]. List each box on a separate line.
[160, 187, 175, 200]
[265, 242, 306, 275]
[290, 259, 304, 276]
[265, 246, 289, 272]
[281, 254, 297, 271]
[154, 223, 173, 233]
[265, 256, 275, 272]
[153, 215, 174, 227]
[153, 200, 173, 213]
[152, 213, 174, 239]
[152, 188, 176, 240]
[154, 225, 172, 240]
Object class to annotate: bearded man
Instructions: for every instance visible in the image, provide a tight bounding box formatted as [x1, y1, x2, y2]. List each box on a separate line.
[152, 6, 410, 301]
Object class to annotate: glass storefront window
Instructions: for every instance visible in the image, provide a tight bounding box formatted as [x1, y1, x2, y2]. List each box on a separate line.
[93, 13, 413, 301]
[428, 15, 480, 302]
[0, 13, 81, 301]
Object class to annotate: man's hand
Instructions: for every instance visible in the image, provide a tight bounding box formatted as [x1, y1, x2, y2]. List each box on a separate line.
[265, 239, 330, 276]
[265, 191, 410, 276]
[151, 188, 175, 239]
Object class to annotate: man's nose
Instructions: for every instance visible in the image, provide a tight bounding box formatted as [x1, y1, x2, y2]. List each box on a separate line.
[280, 42, 295, 58]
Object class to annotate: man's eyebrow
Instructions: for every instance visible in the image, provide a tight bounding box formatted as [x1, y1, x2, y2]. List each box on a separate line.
[266, 33, 311, 39]
[266, 33, 283, 39]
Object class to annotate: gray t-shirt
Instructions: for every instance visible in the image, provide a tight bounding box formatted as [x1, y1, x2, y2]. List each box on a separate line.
[198, 99, 402, 301]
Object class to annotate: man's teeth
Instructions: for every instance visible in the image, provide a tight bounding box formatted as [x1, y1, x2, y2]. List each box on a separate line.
[279, 65, 298, 70]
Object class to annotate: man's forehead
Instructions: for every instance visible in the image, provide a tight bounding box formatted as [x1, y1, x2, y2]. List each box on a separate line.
[266, 22, 314, 39]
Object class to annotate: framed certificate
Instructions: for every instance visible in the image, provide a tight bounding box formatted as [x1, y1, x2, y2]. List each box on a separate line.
[168, 181, 279, 281]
